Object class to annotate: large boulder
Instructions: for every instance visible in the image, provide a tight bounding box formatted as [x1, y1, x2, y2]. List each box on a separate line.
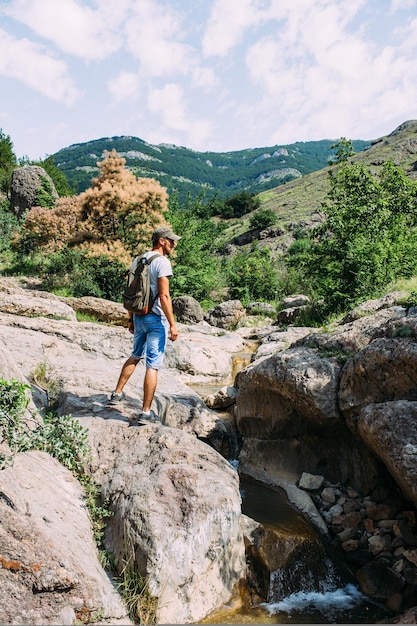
[0, 451, 130, 625]
[339, 338, 417, 428]
[205, 300, 246, 329]
[172, 295, 204, 323]
[354, 400, 417, 507]
[236, 347, 342, 438]
[85, 418, 246, 624]
[10, 165, 58, 218]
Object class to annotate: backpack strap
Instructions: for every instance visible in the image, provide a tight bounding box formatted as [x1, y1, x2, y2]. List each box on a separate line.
[142, 253, 161, 312]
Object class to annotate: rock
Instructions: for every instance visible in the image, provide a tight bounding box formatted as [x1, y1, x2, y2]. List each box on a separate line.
[172, 295, 204, 324]
[281, 294, 311, 309]
[10, 165, 58, 218]
[85, 420, 246, 624]
[205, 300, 245, 330]
[357, 561, 405, 598]
[0, 291, 77, 321]
[0, 451, 130, 625]
[298, 472, 325, 491]
[368, 534, 392, 556]
[246, 302, 276, 315]
[64, 295, 128, 325]
[341, 292, 407, 324]
[236, 347, 342, 438]
[339, 339, 417, 428]
[355, 401, 417, 508]
[203, 385, 238, 409]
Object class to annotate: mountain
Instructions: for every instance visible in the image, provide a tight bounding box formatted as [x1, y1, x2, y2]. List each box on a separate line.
[52, 135, 370, 203]
[256, 120, 417, 228]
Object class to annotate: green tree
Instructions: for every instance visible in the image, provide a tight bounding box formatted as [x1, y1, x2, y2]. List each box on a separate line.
[300, 160, 417, 315]
[0, 129, 17, 197]
[225, 245, 280, 305]
[249, 207, 277, 230]
[167, 201, 224, 305]
[221, 191, 260, 218]
[328, 137, 355, 165]
[40, 156, 75, 196]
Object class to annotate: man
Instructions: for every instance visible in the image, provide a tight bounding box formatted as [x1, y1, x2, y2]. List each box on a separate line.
[108, 226, 181, 424]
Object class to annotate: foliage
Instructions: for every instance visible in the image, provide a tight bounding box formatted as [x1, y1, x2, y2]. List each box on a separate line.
[35, 175, 56, 208]
[0, 198, 20, 256]
[167, 196, 226, 305]
[39, 248, 127, 300]
[249, 207, 277, 230]
[39, 156, 75, 196]
[52, 134, 370, 203]
[328, 137, 355, 165]
[225, 245, 280, 306]
[221, 191, 260, 218]
[19, 150, 169, 264]
[80, 149, 168, 256]
[0, 378, 30, 466]
[291, 160, 417, 317]
[0, 129, 17, 196]
[117, 547, 158, 624]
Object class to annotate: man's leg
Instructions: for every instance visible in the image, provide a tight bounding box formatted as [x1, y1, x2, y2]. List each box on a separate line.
[114, 356, 140, 394]
[142, 367, 158, 412]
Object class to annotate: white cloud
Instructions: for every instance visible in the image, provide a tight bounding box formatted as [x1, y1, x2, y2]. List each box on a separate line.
[0, 28, 80, 103]
[202, 0, 266, 57]
[147, 83, 188, 130]
[125, 0, 194, 77]
[3, 0, 126, 60]
[108, 71, 140, 103]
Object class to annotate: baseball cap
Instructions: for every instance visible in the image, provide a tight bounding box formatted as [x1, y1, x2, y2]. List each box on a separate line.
[152, 226, 182, 241]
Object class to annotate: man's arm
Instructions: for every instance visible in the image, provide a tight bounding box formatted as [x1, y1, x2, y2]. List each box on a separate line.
[158, 276, 179, 341]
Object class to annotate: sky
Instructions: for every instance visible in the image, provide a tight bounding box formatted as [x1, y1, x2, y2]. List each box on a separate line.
[1, 0, 417, 161]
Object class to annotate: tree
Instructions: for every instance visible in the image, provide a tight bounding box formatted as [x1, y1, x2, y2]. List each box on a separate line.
[0, 129, 17, 197]
[19, 150, 170, 264]
[225, 245, 280, 305]
[79, 150, 169, 255]
[328, 137, 354, 165]
[300, 160, 417, 315]
[40, 156, 75, 197]
[221, 191, 260, 218]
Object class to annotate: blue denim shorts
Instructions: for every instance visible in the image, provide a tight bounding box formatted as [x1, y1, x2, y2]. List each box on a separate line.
[131, 313, 169, 370]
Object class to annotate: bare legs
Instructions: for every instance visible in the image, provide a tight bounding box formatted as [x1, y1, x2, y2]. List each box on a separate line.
[142, 368, 158, 412]
[114, 356, 140, 394]
[114, 357, 158, 413]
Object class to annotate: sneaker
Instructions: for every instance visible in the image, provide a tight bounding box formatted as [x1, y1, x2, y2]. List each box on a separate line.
[138, 410, 160, 423]
[108, 391, 126, 405]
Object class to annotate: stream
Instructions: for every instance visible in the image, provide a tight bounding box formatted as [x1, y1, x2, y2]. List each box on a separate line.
[189, 375, 390, 624]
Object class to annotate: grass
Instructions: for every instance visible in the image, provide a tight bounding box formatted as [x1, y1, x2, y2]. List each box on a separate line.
[117, 550, 158, 625]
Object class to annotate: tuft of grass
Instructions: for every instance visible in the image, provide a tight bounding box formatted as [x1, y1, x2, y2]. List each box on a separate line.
[117, 551, 158, 625]
[76, 311, 101, 323]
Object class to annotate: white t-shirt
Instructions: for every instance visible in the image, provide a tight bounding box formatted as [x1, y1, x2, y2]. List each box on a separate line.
[141, 251, 173, 318]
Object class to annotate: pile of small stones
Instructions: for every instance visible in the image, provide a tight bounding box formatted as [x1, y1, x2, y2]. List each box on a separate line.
[298, 472, 417, 614]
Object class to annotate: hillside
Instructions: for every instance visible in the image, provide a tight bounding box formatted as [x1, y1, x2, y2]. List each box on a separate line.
[257, 120, 417, 228]
[52, 135, 369, 203]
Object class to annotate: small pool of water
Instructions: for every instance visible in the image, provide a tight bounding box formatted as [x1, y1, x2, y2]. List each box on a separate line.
[204, 475, 389, 624]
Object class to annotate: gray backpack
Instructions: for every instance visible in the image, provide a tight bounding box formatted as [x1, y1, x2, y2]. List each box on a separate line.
[122, 253, 160, 315]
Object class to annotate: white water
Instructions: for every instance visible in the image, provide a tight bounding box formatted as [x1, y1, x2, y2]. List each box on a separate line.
[263, 583, 365, 616]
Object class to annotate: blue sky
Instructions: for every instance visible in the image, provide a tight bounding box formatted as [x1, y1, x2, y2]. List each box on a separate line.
[1, 0, 417, 161]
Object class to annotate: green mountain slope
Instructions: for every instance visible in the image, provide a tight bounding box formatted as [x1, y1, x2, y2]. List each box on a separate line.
[258, 120, 417, 228]
[52, 135, 369, 202]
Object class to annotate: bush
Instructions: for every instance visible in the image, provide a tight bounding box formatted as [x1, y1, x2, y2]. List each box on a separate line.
[249, 208, 277, 230]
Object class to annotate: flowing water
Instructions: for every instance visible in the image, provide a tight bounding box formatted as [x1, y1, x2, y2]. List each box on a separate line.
[190, 357, 389, 624]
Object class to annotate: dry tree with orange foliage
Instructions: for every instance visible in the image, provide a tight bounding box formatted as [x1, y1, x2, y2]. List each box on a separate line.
[20, 149, 169, 264]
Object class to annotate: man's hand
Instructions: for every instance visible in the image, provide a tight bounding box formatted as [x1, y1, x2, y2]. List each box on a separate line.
[169, 324, 179, 341]
[128, 320, 134, 335]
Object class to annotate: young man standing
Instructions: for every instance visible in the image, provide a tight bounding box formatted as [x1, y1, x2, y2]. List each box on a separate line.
[109, 226, 181, 424]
